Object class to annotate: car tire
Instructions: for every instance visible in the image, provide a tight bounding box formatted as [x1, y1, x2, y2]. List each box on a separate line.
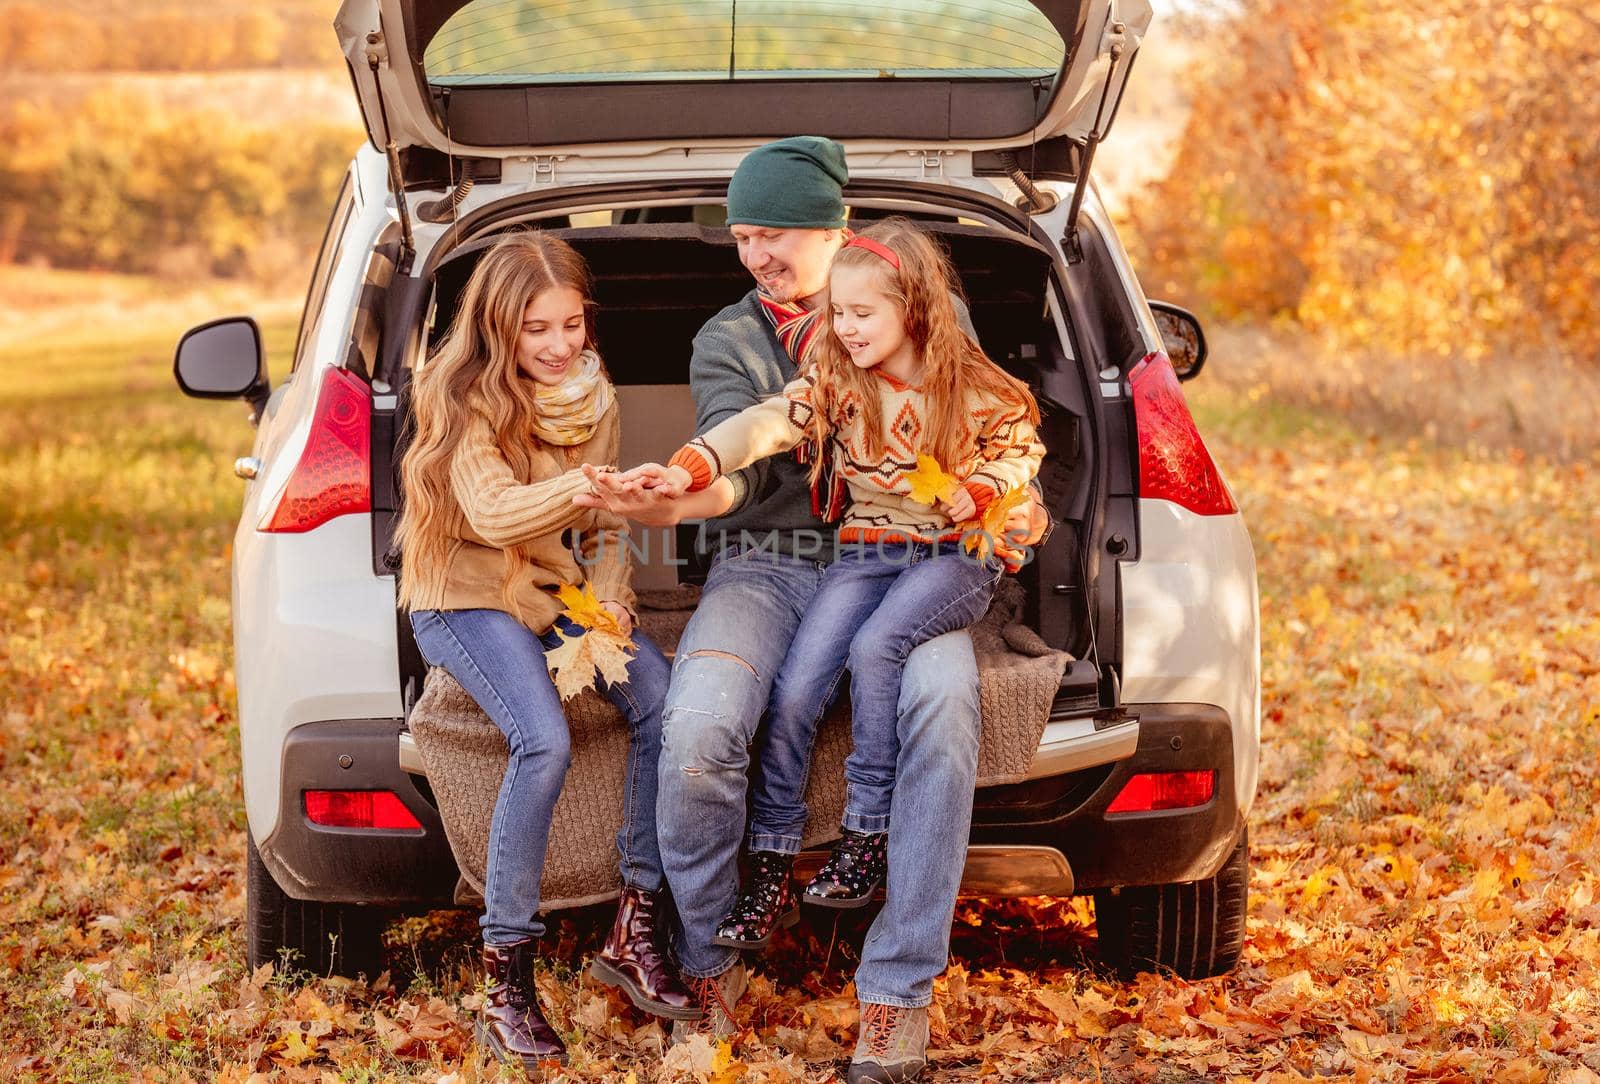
[1092, 826, 1249, 980]
[247, 833, 388, 980]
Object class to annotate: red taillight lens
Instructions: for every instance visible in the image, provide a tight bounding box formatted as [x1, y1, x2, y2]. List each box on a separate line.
[1105, 770, 1216, 815]
[1129, 351, 1236, 516]
[304, 790, 423, 830]
[262, 367, 371, 533]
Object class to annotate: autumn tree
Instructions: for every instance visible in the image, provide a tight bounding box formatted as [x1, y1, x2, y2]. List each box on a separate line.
[1126, 0, 1600, 362]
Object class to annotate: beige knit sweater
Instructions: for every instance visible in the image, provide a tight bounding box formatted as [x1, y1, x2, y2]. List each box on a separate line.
[402, 397, 633, 634]
[670, 368, 1043, 545]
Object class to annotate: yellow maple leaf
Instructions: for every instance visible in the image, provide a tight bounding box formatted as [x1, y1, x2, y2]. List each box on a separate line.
[545, 617, 635, 701]
[904, 455, 960, 507]
[961, 485, 1031, 560]
[708, 1038, 748, 1084]
[555, 581, 623, 636]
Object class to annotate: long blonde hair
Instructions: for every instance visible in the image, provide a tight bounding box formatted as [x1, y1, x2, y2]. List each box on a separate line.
[805, 217, 1039, 479]
[396, 231, 599, 612]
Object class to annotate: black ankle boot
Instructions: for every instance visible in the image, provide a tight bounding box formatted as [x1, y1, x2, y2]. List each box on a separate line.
[802, 828, 888, 909]
[479, 939, 567, 1069]
[712, 850, 799, 949]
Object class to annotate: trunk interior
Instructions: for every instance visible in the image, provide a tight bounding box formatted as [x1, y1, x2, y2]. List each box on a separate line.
[390, 210, 1101, 710]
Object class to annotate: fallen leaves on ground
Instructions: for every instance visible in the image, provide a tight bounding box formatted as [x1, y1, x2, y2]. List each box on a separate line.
[2, 321, 1599, 1080]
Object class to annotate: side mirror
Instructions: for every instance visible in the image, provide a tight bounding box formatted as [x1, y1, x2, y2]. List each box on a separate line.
[1149, 301, 1208, 381]
[174, 316, 269, 412]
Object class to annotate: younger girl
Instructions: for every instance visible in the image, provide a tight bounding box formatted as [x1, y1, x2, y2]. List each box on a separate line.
[641, 217, 1044, 946]
[396, 232, 697, 1070]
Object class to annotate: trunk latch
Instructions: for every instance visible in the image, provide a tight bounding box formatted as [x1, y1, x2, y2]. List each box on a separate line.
[910, 150, 949, 180]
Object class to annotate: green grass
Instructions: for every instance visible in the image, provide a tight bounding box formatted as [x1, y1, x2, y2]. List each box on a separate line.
[0, 313, 294, 1078]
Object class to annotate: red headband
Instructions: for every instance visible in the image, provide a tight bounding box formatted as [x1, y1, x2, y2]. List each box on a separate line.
[843, 235, 901, 270]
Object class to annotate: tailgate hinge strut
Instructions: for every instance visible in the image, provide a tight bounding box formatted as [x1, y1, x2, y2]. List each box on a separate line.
[365, 31, 415, 274]
[1061, 20, 1129, 265]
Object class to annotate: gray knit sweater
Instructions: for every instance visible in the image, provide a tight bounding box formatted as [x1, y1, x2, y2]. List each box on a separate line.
[689, 291, 823, 557]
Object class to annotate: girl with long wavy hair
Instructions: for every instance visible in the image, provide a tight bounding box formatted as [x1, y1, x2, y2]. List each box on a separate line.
[396, 232, 697, 1070]
[629, 216, 1045, 947]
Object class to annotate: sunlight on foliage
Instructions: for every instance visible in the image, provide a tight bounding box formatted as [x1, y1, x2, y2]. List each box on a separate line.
[1127, 0, 1600, 365]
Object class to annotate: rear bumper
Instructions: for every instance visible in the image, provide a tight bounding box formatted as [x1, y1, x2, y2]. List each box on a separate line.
[264, 705, 1239, 907]
[258, 719, 460, 906]
[966, 702, 1242, 890]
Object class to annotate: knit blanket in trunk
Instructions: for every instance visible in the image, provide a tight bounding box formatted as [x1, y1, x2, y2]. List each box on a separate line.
[407, 578, 1070, 910]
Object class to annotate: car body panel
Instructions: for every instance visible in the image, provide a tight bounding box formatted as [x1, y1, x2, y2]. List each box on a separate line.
[1119, 500, 1260, 815]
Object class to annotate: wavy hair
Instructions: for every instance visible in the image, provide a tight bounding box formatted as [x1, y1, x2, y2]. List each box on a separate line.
[395, 231, 599, 613]
[805, 217, 1039, 480]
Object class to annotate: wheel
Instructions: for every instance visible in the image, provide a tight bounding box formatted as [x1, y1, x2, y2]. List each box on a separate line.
[1092, 826, 1249, 980]
[246, 833, 388, 980]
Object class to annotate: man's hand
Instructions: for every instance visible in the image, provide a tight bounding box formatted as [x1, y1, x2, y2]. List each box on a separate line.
[600, 600, 634, 639]
[1007, 486, 1050, 546]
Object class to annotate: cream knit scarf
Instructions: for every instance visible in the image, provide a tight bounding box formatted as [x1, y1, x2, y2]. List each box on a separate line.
[531, 350, 614, 446]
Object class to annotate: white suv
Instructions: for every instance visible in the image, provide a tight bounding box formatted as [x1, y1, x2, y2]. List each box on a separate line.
[175, 0, 1258, 983]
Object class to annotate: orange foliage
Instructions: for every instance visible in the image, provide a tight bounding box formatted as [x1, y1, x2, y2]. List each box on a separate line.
[1127, 0, 1600, 361]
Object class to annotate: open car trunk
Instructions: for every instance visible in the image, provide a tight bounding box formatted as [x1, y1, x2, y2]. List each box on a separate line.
[391, 215, 1106, 908]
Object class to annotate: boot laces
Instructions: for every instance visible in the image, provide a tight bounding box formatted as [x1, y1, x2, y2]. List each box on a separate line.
[862, 1002, 905, 1060]
[690, 971, 737, 1024]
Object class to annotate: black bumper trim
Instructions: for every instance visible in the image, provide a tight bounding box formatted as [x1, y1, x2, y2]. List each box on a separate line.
[970, 703, 1243, 889]
[259, 719, 460, 906]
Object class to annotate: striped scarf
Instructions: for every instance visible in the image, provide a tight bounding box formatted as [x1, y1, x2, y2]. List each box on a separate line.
[756, 290, 847, 521]
[756, 291, 827, 365]
[530, 350, 614, 446]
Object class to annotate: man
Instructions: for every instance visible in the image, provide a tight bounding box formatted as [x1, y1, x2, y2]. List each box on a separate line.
[578, 136, 1046, 1083]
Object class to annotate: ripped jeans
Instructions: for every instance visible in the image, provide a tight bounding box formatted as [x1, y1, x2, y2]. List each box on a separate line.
[656, 545, 980, 1007]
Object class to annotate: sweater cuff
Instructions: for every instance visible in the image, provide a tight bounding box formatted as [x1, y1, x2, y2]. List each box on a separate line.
[668, 442, 718, 493]
[963, 480, 999, 517]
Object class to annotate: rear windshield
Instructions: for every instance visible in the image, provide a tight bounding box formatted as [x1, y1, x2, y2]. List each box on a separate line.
[423, 0, 1065, 85]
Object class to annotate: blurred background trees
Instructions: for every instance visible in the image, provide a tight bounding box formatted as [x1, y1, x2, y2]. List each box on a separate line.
[1125, 0, 1600, 363]
[1, 0, 1595, 376]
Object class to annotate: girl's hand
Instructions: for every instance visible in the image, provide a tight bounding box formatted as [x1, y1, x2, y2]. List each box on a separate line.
[646, 464, 694, 499]
[619, 463, 672, 490]
[942, 486, 977, 523]
[600, 601, 634, 638]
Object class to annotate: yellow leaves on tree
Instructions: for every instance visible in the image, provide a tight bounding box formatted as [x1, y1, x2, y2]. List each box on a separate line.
[1125, 0, 1600, 362]
[544, 583, 634, 701]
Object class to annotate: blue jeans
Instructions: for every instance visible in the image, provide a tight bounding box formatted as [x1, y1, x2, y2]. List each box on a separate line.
[655, 546, 981, 1007]
[751, 542, 1001, 844]
[410, 608, 671, 946]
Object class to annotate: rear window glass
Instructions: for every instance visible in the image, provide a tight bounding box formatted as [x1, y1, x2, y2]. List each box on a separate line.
[423, 0, 1064, 85]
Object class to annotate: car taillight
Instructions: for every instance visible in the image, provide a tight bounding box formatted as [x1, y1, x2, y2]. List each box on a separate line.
[1129, 351, 1236, 515]
[261, 367, 371, 533]
[1106, 770, 1216, 815]
[304, 790, 422, 830]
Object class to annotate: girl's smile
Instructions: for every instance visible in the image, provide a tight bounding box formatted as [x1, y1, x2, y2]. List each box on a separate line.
[517, 286, 588, 386]
[829, 264, 919, 384]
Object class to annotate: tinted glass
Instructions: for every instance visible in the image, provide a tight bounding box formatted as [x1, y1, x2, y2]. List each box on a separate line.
[424, 0, 1064, 84]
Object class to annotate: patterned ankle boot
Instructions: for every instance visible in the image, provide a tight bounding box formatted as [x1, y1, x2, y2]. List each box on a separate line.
[712, 850, 799, 949]
[801, 827, 888, 909]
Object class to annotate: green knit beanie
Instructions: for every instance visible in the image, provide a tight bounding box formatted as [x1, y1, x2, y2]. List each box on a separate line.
[726, 136, 849, 229]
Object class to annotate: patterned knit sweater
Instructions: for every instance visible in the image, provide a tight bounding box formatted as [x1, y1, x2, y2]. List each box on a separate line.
[670, 368, 1044, 547]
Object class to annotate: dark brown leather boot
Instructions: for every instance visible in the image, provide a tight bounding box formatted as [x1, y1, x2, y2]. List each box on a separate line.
[588, 885, 701, 1020]
[478, 939, 567, 1069]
